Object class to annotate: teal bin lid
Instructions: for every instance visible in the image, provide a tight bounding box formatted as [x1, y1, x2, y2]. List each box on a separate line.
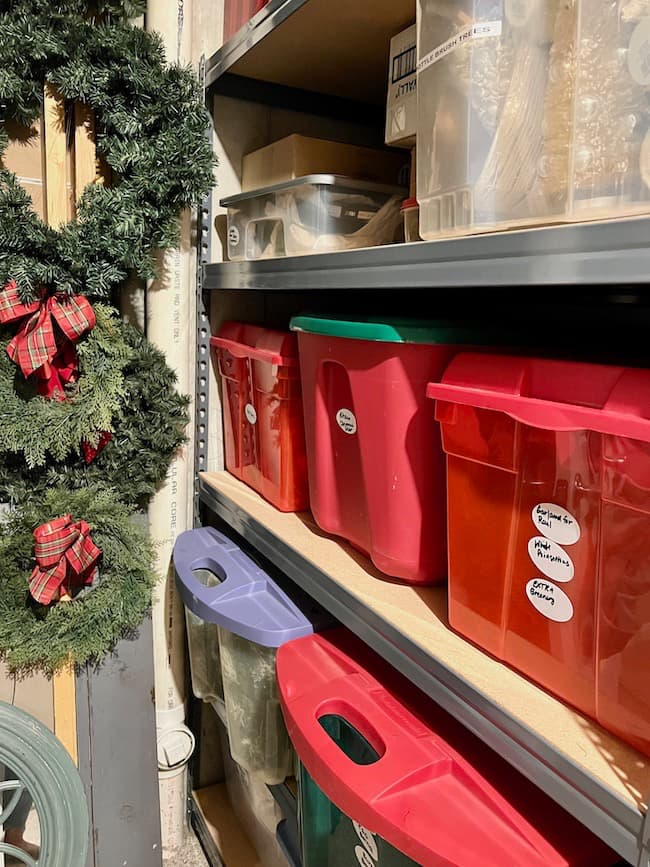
[290, 314, 502, 345]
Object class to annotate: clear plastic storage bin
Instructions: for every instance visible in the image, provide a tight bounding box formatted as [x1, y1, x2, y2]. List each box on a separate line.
[218, 721, 289, 867]
[417, 0, 650, 240]
[221, 175, 405, 261]
[174, 526, 323, 784]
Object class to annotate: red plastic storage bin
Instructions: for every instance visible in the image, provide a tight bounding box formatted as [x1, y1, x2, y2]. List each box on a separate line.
[212, 322, 308, 512]
[224, 0, 269, 41]
[428, 353, 650, 755]
[277, 628, 614, 867]
[291, 315, 502, 584]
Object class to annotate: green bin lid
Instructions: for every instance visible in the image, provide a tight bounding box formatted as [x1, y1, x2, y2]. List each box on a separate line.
[290, 314, 501, 345]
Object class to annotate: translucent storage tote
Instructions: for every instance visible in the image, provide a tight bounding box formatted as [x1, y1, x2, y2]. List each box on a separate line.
[212, 322, 309, 512]
[218, 721, 289, 867]
[291, 315, 502, 584]
[277, 629, 614, 867]
[417, 0, 650, 239]
[174, 526, 320, 783]
[428, 354, 650, 756]
[220, 175, 405, 261]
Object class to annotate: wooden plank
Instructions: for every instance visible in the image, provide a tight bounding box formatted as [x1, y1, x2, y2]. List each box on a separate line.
[74, 102, 99, 201]
[193, 784, 260, 867]
[53, 662, 78, 764]
[201, 470, 650, 814]
[231, 0, 415, 105]
[43, 83, 67, 229]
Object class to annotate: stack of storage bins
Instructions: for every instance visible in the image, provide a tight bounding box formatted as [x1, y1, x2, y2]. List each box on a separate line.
[174, 526, 324, 784]
[221, 135, 409, 261]
[291, 314, 510, 584]
[212, 323, 309, 513]
[278, 628, 615, 867]
[428, 354, 650, 756]
[416, 0, 650, 239]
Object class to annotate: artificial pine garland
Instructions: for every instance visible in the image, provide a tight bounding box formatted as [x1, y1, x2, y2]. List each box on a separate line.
[0, 0, 214, 671]
[0, 0, 215, 301]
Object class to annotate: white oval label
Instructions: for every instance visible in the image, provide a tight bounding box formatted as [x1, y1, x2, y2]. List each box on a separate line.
[526, 579, 574, 622]
[532, 503, 580, 546]
[245, 403, 257, 425]
[355, 846, 376, 867]
[628, 19, 650, 86]
[527, 536, 574, 583]
[336, 408, 357, 435]
[353, 822, 378, 860]
[228, 225, 240, 246]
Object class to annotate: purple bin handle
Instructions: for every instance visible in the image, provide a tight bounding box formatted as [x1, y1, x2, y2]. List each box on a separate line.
[173, 526, 314, 648]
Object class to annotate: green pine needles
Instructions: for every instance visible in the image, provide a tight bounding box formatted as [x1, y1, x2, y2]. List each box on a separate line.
[0, 0, 214, 673]
[0, 0, 215, 300]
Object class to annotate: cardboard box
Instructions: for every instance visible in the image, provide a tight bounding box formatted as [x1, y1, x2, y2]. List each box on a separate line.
[385, 25, 417, 148]
[242, 134, 408, 192]
[2, 120, 46, 219]
[2, 119, 76, 221]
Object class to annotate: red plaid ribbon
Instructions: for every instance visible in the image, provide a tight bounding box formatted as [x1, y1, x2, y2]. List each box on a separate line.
[0, 281, 95, 400]
[81, 431, 113, 465]
[29, 515, 101, 605]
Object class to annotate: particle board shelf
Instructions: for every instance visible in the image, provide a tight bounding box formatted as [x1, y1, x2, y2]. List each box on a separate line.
[192, 784, 261, 867]
[206, 0, 415, 105]
[199, 470, 650, 865]
[203, 216, 650, 291]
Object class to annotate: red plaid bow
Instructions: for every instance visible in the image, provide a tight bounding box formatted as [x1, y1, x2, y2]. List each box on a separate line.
[29, 515, 101, 605]
[0, 281, 95, 400]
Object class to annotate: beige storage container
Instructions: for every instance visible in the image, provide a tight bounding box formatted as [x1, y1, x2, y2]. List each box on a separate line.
[417, 0, 650, 241]
[242, 134, 408, 191]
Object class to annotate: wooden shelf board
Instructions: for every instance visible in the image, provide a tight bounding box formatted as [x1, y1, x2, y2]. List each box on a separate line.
[193, 783, 262, 867]
[201, 470, 650, 815]
[229, 0, 415, 105]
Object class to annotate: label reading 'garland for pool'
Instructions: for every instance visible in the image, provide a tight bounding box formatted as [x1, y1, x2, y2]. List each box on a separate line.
[526, 578, 574, 622]
[532, 503, 581, 546]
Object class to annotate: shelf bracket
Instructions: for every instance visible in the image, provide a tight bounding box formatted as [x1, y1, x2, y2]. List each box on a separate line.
[194, 53, 213, 529]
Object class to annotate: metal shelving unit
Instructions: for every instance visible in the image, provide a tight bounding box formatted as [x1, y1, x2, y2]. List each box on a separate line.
[199, 474, 649, 867]
[204, 217, 650, 291]
[198, 3, 650, 867]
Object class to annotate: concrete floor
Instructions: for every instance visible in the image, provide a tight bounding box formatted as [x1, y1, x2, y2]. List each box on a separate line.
[164, 832, 210, 867]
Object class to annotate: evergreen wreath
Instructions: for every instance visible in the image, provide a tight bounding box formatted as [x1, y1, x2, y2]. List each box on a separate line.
[0, 0, 215, 672]
[0, 487, 157, 676]
[0, 304, 131, 466]
[0, 0, 215, 301]
[0, 321, 190, 509]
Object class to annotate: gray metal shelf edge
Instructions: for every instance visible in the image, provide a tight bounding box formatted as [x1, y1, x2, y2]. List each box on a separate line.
[204, 217, 650, 291]
[206, 0, 309, 88]
[199, 476, 648, 866]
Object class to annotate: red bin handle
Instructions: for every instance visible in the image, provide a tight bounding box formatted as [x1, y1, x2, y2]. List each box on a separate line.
[427, 381, 650, 443]
[211, 335, 297, 367]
